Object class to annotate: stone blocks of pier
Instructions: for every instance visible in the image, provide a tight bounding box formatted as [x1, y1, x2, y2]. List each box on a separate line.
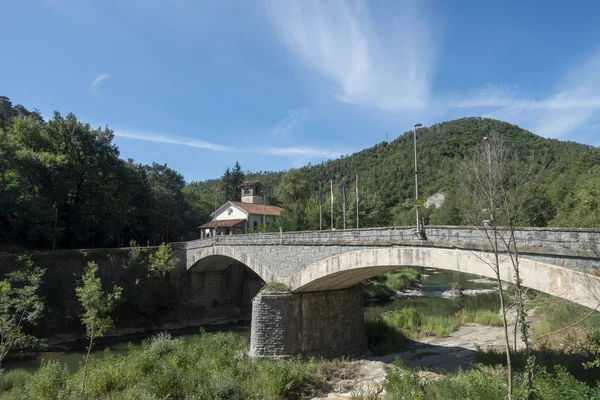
[249, 286, 367, 358]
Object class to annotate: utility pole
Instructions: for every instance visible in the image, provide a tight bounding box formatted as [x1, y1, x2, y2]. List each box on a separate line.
[356, 175, 359, 229]
[319, 182, 322, 231]
[413, 123, 424, 239]
[330, 180, 334, 230]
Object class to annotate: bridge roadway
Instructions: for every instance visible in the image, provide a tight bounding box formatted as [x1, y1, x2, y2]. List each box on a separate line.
[172, 226, 600, 358]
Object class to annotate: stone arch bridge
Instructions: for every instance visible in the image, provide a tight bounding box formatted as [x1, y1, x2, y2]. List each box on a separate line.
[172, 226, 600, 358]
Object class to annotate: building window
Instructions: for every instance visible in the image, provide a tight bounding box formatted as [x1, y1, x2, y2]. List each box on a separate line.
[253, 221, 258, 228]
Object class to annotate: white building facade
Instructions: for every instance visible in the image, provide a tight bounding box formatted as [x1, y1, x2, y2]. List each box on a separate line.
[199, 181, 284, 237]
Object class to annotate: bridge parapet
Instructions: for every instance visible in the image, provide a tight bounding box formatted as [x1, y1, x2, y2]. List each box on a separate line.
[181, 226, 600, 253]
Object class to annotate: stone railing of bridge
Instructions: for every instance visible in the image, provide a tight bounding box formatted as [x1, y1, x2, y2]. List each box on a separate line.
[176, 225, 600, 256]
[173, 226, 600, 278]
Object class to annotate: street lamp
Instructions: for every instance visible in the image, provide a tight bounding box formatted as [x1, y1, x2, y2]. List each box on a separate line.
[483, 136, 494, 225]
[413, 123, 424, 239]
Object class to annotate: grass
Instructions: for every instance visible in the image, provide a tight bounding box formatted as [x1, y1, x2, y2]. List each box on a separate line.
[473, 297, 600, 386]
[350, 359, 600, 400]
[532, 296, 600, 349]
[366, 306, 503, 354]
[389, 307, 503, 339]
[362, 268, 421, 302]
[364, 288, 504, 355]
[261, 282, 292, 293]
[0, 331, 352, 400]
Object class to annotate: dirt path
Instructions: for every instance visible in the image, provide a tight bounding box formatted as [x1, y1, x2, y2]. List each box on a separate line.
[313, 319, 528, 399]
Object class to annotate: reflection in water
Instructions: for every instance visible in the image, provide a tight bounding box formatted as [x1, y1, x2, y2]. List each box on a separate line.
[365, 268, 502, 321]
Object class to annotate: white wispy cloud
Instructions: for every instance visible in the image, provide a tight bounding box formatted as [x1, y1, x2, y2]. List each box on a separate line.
[91, 73, 112, 91]
[270, 108, 310, 140]
[265, 0, 436, 112]
[114, 129, 343, 159]
[115, 129, 232, 152]
[448, 51, 600, 138]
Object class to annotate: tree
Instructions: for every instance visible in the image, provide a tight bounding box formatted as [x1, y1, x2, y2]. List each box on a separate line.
[221, 161, 245, 202]
[75, 262, 122, 393]
[550, 165, 600, 228]
[145, 163, 189, 244]
[460, 133, 541, 399]
[276, 169, 310, 230]
[148, 243, 179, 279]
[0, 257, 45, 371]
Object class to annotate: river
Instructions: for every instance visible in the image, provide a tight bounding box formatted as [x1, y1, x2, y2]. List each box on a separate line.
[3, 268, 499, 373]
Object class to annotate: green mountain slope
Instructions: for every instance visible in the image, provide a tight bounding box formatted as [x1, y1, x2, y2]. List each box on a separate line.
[191, 117, 599, 229]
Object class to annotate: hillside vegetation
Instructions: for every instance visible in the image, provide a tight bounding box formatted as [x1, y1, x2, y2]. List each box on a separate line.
[189, 117, 600, 230]
[2, 95, 599, 250]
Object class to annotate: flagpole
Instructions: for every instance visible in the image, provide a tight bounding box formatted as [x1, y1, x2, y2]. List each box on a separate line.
[319, 182, 322, 231]
[343, 184, 346, 230]
[330, 180, 334, 230]
[356, 174, 359, 229]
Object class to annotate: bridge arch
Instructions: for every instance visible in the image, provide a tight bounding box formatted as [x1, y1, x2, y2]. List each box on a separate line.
[187, 245, 276, 283]
[289, 247, 600, 310]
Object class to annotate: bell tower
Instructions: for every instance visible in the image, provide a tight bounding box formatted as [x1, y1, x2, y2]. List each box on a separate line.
[240, 181, 263, 204]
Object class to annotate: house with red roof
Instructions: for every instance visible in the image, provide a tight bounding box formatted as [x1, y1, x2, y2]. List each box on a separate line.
[199, 181, 284, 237]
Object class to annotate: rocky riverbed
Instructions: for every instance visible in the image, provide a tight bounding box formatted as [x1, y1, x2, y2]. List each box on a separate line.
[314, 317, 530, 399]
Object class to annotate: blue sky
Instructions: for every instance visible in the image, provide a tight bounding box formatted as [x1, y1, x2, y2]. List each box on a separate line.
[2, 0, 600, 182]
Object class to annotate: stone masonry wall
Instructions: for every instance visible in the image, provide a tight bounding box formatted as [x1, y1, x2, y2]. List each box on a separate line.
[0, 250, 259, 338]
[249, 287, 366, 358]
[184, 226, 600, 280]
[182, 226, 600, 253]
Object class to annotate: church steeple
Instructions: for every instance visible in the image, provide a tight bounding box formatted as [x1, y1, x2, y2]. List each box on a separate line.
[239, 181, 263, 204]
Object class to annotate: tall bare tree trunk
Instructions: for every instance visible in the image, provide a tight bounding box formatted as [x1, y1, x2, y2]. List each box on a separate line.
[493, 228, 513, 399]
[81, 334, 94, 393]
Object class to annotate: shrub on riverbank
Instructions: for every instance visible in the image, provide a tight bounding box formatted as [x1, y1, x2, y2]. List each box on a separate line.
[377, 307, 503, 340]
[0, 331, 351, 399]
[351, 360, 600, 400]
[362, 268, 421, 302]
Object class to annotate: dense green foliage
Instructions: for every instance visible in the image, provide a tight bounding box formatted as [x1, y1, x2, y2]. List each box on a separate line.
[190, 117, 600, 231]
[0, 97, 196, 250]
[0, 331, 348, 399]
[1, 330, 599, 399]
[373, 360, 600, 400]
[221, 161, 246, 202]
[2, 96, 598, 251]
[0, 257, 45, 369]
[362, 268, 421, 302]
[75, 262, 122, 393]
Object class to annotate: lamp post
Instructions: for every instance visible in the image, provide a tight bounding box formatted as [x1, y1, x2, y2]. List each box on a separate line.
[483, 136, 494, 224]
[413, 123, 423, 238]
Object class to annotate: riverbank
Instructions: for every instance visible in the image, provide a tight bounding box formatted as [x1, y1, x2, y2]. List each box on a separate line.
[3, 318, 598, 400]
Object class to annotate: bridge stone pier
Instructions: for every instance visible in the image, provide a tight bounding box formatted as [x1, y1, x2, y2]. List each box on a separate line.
[173, 226, 600, 358]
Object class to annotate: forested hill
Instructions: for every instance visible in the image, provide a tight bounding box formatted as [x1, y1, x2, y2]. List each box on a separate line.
[187, 117, 599, 229]
[298, 117, 598, 208]
[2, 94, 599, 251]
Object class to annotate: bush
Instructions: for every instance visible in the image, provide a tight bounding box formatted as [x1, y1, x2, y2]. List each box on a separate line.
[261, 282, 291, 293]
[362, 269, 421, 302]
[0, 369, 31, 393]
[28, 360, 70, 400]
[381, 308, 422, 331]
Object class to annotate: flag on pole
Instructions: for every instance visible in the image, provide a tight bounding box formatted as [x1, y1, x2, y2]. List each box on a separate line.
[319, 183, 323, 206]
[341, 180, 347, 204]
[355, 175, 359, 202]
